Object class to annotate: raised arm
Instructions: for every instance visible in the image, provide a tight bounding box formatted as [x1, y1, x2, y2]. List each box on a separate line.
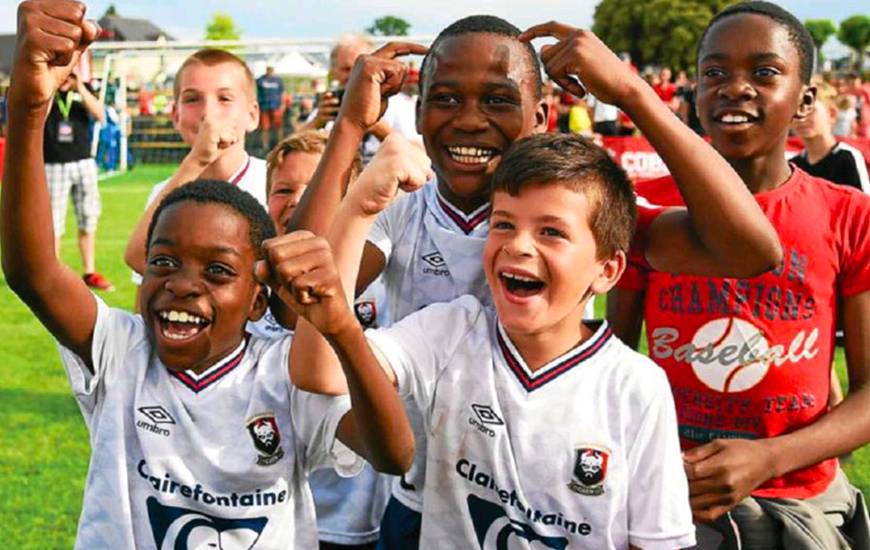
[259, 229, 420, 474]
[521, 22, 782, 278]
[74, 74, 105, 123]
[279, 135, 431, 395]
[1, 0, 100, 364]
[123, 117, 241, 274]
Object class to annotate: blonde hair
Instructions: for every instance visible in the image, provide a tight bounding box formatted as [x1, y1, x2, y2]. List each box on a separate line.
[173, 48, 256, 100]
[330, 33, 374, 65]
[265, 130, 363, 195]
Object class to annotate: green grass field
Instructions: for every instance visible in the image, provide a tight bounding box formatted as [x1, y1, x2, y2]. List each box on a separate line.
[0, 165, 868, 546]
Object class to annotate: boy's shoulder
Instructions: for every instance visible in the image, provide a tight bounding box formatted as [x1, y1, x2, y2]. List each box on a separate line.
[597, 332, 673, 408]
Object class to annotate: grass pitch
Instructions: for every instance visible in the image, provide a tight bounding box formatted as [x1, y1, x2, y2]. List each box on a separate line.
[0, 164, 866, 546]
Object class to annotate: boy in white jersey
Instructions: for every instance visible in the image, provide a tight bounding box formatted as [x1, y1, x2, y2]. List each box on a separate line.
[1, 3, 414, 548]
[289, 15, 782, 548]
[124, 48, 269, 280]
[275, 131, 697, 548]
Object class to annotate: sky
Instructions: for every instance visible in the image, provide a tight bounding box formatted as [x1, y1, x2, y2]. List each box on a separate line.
[0, 0, 864, 57]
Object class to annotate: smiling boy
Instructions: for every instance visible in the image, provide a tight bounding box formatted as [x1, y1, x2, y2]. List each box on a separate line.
[608, 2, 870, 546]
[1, 3, 413, 548]
[124, 48, 268, 278]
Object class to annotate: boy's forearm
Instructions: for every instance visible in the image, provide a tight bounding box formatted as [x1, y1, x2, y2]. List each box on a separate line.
[286, 118, 367, 235]
[621, 82, 781, 276]
[327, 322, 413, 473]
[77, 84, 105, 123]
[1, 101, 57, 285]
[124, 154, 209, 272]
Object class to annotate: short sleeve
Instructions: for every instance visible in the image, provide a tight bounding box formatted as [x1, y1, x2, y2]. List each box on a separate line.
[291, 386, 362, 477]
[626, 367, 696, 550]
[627, 200, 667, 271]
[367, 204, 396, 262]
[365, 296, 483, 405]
[57, 296, 145, 423]
[839, 194, 870, 297]
[145, 179, 169, 209]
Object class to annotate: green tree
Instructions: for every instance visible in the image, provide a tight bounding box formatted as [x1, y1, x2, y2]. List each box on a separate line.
[592, 0, 733, 71]
[104, 4, 118, 16]
[838, 15, 870, 71]
[805, 19, 837, 65]
[205, 13, 242, 41]
[366, 16, 411, 37]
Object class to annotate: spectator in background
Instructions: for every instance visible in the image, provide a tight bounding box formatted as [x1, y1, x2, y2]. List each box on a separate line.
[844, 73, 870, 138]
[833, 94, 858, 138]
[297, 95, 315, 127]
[257, 65, 285, 151]
[793, 97, 869, 193]
[653, 67, 679, 112]
[43, 71, 113, 291]
[304, 33, 374, 131]
[137, 84, 154, 116]
[589, 93, 620, 136]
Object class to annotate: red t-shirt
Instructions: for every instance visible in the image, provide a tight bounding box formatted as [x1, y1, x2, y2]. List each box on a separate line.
[621, 168, 870, 498]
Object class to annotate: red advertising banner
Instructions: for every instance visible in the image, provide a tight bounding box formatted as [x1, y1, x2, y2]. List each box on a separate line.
[603, 135, 870, 182]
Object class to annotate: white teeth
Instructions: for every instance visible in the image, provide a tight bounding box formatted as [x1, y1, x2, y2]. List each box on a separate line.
[720, 114, 751, 123]
[446, 146, 496, 165]
[502, 272, 539, 283]
[159, 310, 206, 325]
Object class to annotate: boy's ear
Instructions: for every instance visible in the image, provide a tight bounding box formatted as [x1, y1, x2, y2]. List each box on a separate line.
[170, 100, 181, 132]
[248, 283, 269, 322]
[590, 251, 627, 296]
[793, 84, 817, 123]
[246, 100, 261, 134]
[535, 99, 548, 132]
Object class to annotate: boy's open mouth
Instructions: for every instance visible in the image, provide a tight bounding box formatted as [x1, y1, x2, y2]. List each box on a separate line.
[157, 309, 210, 341]
[500, 271, 546, 298]
[446, 145, 499, 166]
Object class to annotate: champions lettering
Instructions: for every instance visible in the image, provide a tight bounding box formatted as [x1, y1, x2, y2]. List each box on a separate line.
[456, 458, 592, 537]
[137, 460, 286, 508]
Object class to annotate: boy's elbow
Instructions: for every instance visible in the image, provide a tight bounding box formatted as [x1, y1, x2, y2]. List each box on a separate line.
[741, 235, 783, 277]
[372, 440, 415, 476]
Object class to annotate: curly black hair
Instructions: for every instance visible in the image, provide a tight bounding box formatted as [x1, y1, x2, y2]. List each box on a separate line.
[146, 179, 276, 259]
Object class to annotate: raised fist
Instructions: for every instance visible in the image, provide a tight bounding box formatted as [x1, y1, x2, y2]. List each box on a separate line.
[11, 0, 99, 109]
[345, 134, 432, 217]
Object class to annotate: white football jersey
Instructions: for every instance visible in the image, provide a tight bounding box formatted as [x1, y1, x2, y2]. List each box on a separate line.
[369, 181, 595, 511]
[59, 297, 360, 549]
[249, 321, 392, 545]
[368, 180, 491, 511]
[367, 296, 695, 550]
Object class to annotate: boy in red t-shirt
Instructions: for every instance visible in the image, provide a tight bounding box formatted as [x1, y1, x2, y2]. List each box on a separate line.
[608, 1, 870, 546]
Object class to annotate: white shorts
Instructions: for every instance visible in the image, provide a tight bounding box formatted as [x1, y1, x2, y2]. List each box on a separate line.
[46, 159, 101, 237]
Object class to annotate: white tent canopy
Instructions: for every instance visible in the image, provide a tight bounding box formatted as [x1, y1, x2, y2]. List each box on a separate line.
[250, 52, 326, 78]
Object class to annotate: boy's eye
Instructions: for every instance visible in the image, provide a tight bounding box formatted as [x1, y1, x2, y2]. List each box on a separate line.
[754, 67, 780, 78]
[206, 263, 236, 278]
[429, 93, 459, 105]
[702, 67, 725, 78]
[148, 255, 177, 271]
[541, 227, 568, 239]
[219, 94, 234, 102]
[492, 220, 514, 231]
[484, 95, 517, 107]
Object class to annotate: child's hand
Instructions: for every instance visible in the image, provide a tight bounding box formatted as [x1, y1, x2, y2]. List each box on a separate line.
[257, 232, 357, 337]
[10, 0, 99, 109]
[519, 22, 642, 107]
[338, 42, 429, 132]
[682, 438, 778, 522]
[345, 134, 432, 217]
[188, 117, 239, 167]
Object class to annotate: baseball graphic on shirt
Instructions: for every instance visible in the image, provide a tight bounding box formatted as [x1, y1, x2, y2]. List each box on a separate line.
[690, 317, 770, 393]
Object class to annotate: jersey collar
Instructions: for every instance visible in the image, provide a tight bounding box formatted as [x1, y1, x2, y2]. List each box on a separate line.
[169, 337, 248, 393]
[432, 187, 490, 236]
[229, 154, 251, 186]
[496, 321, 613, 392]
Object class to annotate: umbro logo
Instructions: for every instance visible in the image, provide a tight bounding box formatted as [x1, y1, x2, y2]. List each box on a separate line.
[137, 405, 175, 437]
[469, 403, 503, 438]
[422, 252, 446, 268]
[421, 252, 450, 277]
[471, 404, 504, 425]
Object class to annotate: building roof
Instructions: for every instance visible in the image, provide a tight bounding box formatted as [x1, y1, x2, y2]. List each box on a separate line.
[97, 15, 174, 42]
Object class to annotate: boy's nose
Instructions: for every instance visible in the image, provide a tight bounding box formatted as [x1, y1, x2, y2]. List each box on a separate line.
[165, 271, 203, 297]
[453, 102, 488, 132]
[502, 233, 535, 257]
[718, 76, 757, 101]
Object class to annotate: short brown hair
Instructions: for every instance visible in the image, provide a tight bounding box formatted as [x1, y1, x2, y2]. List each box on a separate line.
[173, 48, 256, 100]
[490, 133, 636, 259]
[265, 130, 363, 195]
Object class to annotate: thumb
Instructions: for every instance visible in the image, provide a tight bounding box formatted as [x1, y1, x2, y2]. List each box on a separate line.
[682, 441, 722, 465]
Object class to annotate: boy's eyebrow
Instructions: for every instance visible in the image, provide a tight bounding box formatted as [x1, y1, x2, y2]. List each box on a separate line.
[490, 209, 514, 218]
[427, 79, 521, 93]
[700, 51, 786, 64]
[149, 238, 243, 258]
